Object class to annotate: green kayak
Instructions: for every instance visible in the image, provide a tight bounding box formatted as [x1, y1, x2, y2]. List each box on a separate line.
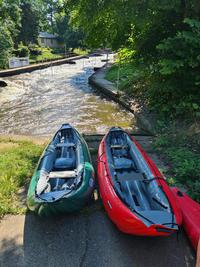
[27, 124, 95, 216]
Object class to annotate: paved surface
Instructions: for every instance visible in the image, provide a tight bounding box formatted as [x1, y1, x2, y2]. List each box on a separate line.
[0, 135, 196, 267]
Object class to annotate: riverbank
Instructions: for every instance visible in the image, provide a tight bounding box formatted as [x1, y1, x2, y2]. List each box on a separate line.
[89, 64, 155, 135]
[90, 63, 200, 203]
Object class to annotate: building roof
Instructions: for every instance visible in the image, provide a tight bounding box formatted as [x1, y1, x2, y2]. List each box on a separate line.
[39, 32, 58, 39]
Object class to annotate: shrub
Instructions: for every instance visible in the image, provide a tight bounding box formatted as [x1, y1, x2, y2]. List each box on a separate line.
[150, 18, 200, 119]
[154, 135, 200, 202]
[18, 44, 30, 57]
[52, 47, 65, 54]
[13, 43, 30, 57]
[28, 44, 42, 56]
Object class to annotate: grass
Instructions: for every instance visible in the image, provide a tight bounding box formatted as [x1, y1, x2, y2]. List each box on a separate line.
[29, 47, 62, 64]
[105, 61, 146, 95]
[153, 133, 200, 202]
[0, 136, 45, 217]
[29, 47, 89, 64]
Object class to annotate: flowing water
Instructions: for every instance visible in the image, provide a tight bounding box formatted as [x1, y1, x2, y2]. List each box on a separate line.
[0, 55, 136, 136]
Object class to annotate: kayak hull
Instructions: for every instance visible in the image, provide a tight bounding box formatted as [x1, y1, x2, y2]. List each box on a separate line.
[98, 130, 182, 236]
[27, 125, 95, 216]
[171, 187, 200, 251]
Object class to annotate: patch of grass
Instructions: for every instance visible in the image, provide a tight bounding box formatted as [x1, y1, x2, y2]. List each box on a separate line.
[0, 137, 44, 217]
[105, 62, 134, 88]
[73, 48, 89, 55]
[153, 134, 200, 202]
[105, 61, 147, 95]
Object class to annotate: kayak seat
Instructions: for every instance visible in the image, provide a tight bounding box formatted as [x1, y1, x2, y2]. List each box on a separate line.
[114, 157, 133, 170]
[112, 148, 128, 158]
[54, 146, 76, 170]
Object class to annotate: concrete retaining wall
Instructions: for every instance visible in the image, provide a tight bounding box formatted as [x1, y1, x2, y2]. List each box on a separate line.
[0, 55, 87, 77]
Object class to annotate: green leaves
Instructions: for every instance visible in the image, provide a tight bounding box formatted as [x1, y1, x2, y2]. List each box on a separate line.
[154, 135, 200, 202]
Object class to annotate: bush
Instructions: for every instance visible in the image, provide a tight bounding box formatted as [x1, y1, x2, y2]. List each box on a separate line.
[18, 44, 30, 57]
[150, 18, 200, 119]
[13, 43, 30, 57]
[154, 134, 200, 202]
[52, 47, 65, 54]
[28, 44, 42, 56]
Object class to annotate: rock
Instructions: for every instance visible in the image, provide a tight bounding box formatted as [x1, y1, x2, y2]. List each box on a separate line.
[67, 60, 76, 64]
[94, 67, 101, 71]
[0, 80, 7, 87]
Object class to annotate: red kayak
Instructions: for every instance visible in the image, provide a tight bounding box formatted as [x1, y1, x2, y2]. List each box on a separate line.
[171, 187, 200, 251]
[98, 127, 182, 236]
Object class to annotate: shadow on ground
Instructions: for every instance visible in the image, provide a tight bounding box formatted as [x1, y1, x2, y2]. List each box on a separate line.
[0, 206, 195, 267]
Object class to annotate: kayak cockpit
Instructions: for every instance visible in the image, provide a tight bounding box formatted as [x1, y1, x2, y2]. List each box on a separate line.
[35, 124, 84, 202]
[105, 127, 177, 229]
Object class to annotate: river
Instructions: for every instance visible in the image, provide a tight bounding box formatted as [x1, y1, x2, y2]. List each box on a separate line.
[0, 54, 136, 136]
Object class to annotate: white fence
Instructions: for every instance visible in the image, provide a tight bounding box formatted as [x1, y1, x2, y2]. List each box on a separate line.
[8, 57, 30, 69]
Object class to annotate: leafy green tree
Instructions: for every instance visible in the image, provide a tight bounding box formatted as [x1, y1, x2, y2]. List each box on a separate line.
[17, 0, 41, 45]
[54, 11, 84, 50]
[0, 0, 21, 68]
[0, 24, 13, 68]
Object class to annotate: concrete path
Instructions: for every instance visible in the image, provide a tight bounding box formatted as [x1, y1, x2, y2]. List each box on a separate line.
[0, 135, 196, 267]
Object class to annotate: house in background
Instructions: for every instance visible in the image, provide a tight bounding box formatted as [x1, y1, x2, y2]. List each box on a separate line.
[38, 32, 64, 48]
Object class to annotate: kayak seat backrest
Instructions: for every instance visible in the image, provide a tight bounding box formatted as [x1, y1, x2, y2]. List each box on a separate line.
[111, 145, 133, 170]
[54, 145, 76, 171]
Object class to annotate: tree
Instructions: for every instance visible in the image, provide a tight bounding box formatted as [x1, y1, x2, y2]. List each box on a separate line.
[0, 0, 21, 68]
[54, 11, 84, 50]
[17, 0, 41, 45]
[0, 24, 13, 68]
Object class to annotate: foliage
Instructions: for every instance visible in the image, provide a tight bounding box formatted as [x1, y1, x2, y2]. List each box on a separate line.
[29, 47, 62, 63]
[149, 18, 200, 118]
[0, 24, 13, 69]
[0, 0, 21, 68]
[28, 43, 42, 56]
[73, 48, 88, 55]
[17, 0, 41, 45]
[66, 0, 200, 120]
[13, 43, 30, 57]
[154, 134, 200, 202]
[54, 8, 84, 50]
[0, 137, 44, 216]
